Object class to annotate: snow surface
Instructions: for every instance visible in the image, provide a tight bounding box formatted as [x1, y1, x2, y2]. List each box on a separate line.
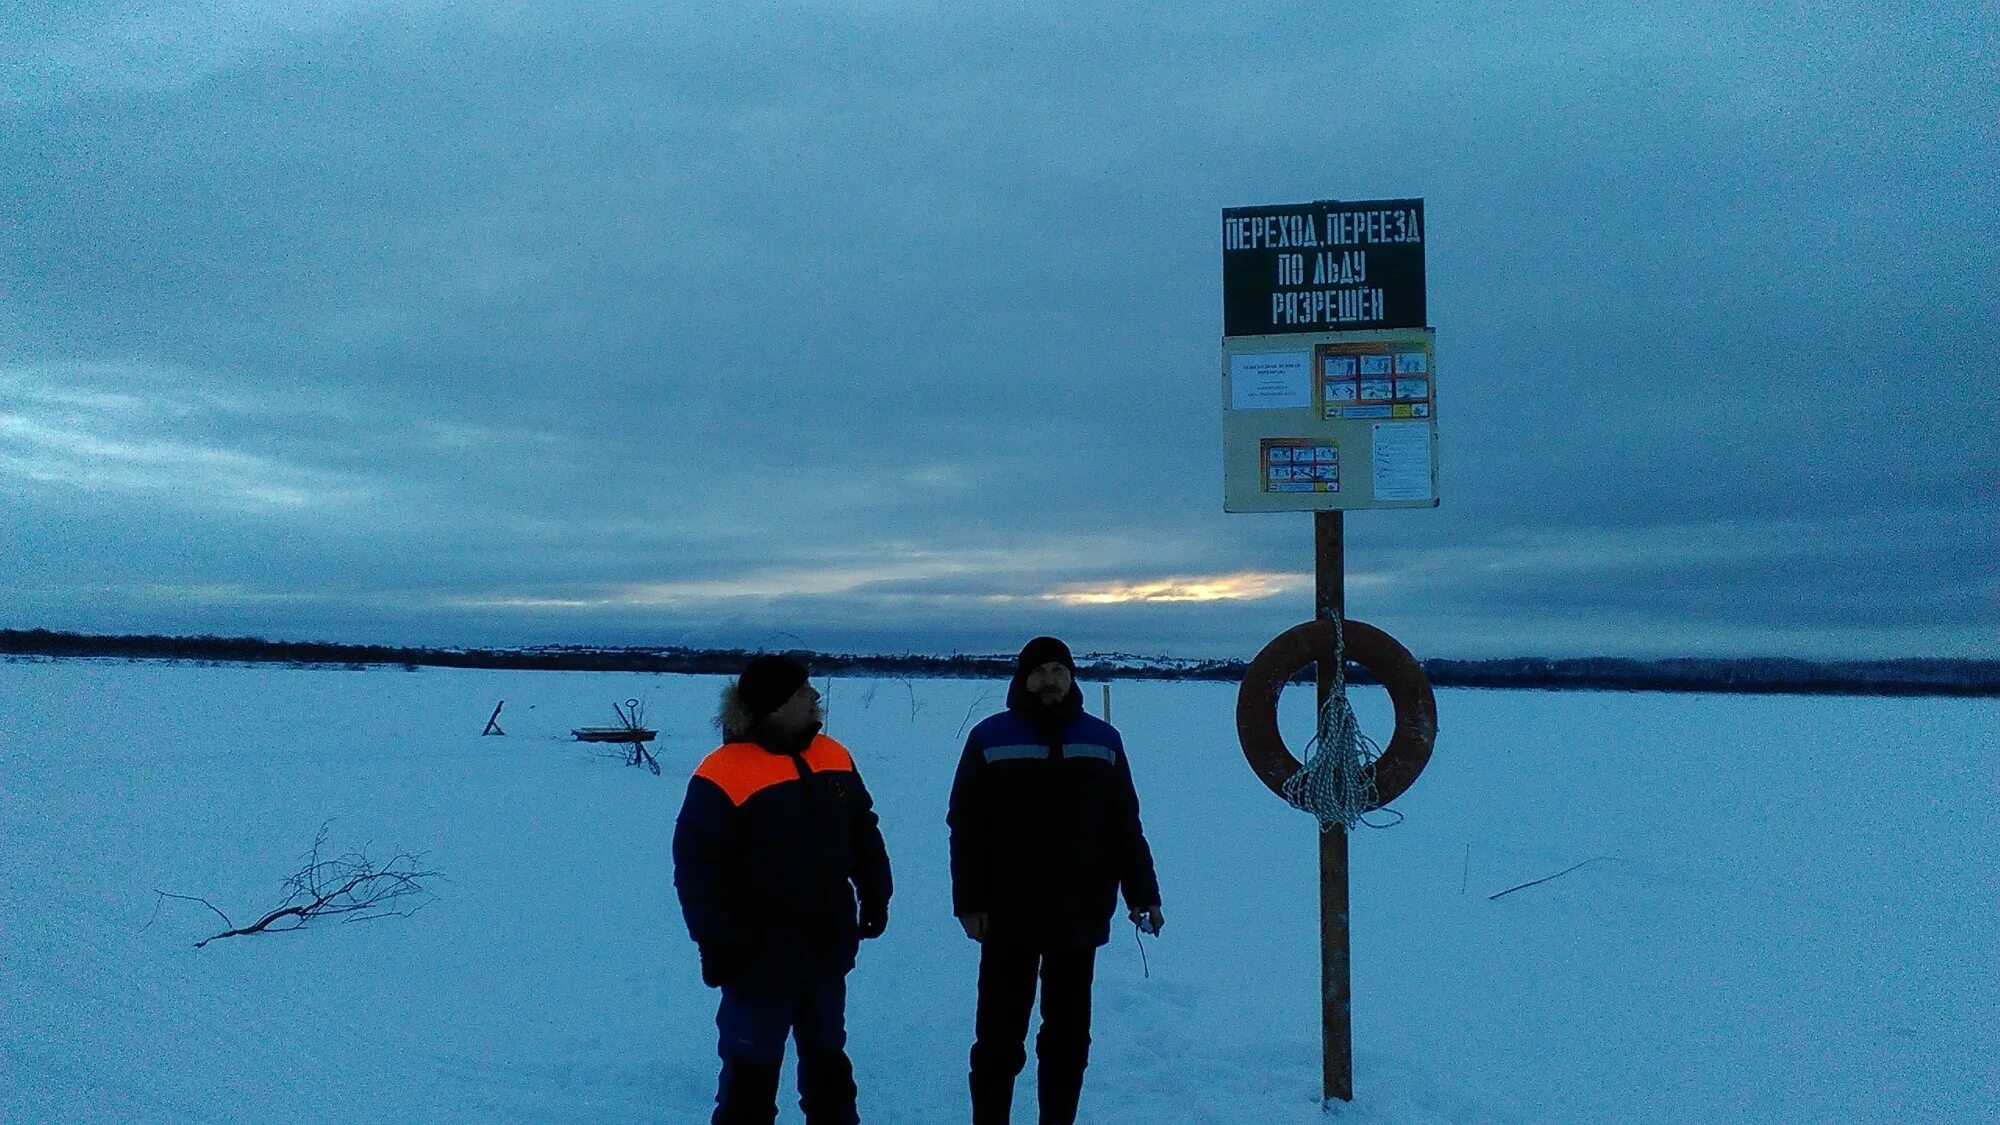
[2, 659, 1994, 1123]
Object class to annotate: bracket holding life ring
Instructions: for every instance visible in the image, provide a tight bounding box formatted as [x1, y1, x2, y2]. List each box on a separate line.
[1236, 618, 1437, 810]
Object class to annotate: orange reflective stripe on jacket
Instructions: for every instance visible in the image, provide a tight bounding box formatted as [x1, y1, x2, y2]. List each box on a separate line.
[693, 734, 856, 807]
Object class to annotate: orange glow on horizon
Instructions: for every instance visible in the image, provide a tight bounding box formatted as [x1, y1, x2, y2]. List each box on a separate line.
[1041, 571, 1304, 606]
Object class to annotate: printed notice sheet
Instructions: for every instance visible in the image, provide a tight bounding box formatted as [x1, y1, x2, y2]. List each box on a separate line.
[1371, 422, 1433, 501]
[1229, 352, 1312, 410]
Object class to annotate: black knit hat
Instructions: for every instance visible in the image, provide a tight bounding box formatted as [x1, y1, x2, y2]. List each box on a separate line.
[1014, 636, 1075, 680]
[737, 654, 810, 719]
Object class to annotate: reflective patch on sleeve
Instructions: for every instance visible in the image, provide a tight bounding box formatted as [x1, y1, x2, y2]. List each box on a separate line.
[1064, 743, 1116, 763]
[982, 743, 1049, 764]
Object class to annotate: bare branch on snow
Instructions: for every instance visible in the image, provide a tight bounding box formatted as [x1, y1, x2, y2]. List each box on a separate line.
[1488, 856, 1623, 901]
[154, 821, 439, 948]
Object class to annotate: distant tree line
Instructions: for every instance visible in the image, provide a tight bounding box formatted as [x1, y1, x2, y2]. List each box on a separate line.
[2, 628, 1994, 698]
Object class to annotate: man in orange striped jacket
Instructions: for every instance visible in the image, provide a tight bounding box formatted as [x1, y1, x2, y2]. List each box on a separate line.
[673, 654, 893, 1125]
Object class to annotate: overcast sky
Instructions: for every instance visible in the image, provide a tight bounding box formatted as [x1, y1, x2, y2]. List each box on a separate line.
[2, 1, 1993, 661]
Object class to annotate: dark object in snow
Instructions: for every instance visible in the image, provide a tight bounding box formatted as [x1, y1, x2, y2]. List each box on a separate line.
[574, 698, 659, 773]
[1488, 856, 1625, 901]
[482, 700, 505, 736]
[572, 727, 660, 742]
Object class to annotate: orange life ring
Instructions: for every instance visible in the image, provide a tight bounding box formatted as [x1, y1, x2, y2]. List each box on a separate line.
[1235, 618, 1437, 810]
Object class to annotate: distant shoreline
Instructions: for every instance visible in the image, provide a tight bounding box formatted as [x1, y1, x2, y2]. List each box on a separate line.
[4, 628, 1994, 698]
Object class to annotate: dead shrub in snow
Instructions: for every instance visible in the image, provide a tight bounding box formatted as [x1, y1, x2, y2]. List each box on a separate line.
[151, 822, 439, 948]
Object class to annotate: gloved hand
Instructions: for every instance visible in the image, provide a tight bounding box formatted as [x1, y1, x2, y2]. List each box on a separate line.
[1129, 905, 1165, 936]
[698, 942, 744, 989]
[858, 899, 888, 940]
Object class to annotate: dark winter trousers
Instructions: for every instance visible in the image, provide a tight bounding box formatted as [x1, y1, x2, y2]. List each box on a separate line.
[968, 943, 1097, 1125]
[713, 974, 858, 1125]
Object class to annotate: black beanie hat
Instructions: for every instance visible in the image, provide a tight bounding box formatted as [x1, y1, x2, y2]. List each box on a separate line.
[1014, 636, 1075, 680]
[737, 654, 810, 719]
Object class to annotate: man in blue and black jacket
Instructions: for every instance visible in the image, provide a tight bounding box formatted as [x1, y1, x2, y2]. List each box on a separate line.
[674, 654, 893, 1125]
[948, 636, 1163, 1125]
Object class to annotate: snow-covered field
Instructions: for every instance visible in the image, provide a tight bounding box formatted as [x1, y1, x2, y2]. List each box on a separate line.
[2, 659, 1993, 1123]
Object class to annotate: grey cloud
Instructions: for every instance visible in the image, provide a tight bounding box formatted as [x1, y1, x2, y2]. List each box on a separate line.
[2, 1, 1993, 658]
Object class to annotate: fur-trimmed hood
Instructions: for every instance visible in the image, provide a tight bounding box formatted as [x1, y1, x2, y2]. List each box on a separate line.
[716, 681, 758, 743]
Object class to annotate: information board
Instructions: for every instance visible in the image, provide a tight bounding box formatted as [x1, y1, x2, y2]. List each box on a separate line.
[1222, 328, 1439, 512]
[1222, 197, 1436, 513]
